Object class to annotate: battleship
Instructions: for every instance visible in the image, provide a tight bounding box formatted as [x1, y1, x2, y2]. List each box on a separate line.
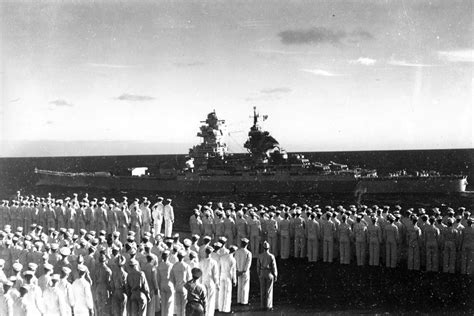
[35, 108, 468, 194]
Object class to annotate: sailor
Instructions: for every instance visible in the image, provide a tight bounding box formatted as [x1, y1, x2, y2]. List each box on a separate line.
[306, 213, 321, 262]
[22, 269, 44, 315]
[152, 197, 165, 236]
[367, 216, 382, 266]
[257, 241, 277, 311]
[95, 253, 112, 316]
[130, 202, 143, 243]
[57, 267, 74, 316]
[442, 218, 459, 273]
[0, 279, 14, 316]
[218, 245, 236, 313]
[142, 254, 158, 316]
[202, 210, 215, 241]
[184, 268, 207, 316]
[234, 238, 252, 306]
[126, 261, 148, 316]
[76, 204, 87, 234]
[214, 211, 226, 243]
[190, 209, 203, 237]
[170, 250, 192, 316]
[425, 217, 441, 272]
[293, 209, 306, 259]
[163, 199, 174, 238]
[460, 218, 474, 274]
[141, 200, 152, 234]
[106, 203, 118, 233]
[235, 211, 248, 246]
[279, 213, 291, 259]
[37, 262, 54, 292]
[117, 204, 130, 244]
[406, 215, 422, 271]
[189, 251, 200, 269]
[210, 243, 222, 311]
[353, 215, 367, 266]
[85, 200, 95, 232]
[384, 214, 399, 268]
[248, 212, 262, 257]
[223, 210, 236, 247]
[42, 274, 62, 316]
[111, 255, 128, 316]
[322, 212, 336, 263]
[196, 236, 210, 261]
[157, 250, 175, 316]
[338, 214, 352, 264]
[12, 262, 24, 290]
[56, 200, 66, 232]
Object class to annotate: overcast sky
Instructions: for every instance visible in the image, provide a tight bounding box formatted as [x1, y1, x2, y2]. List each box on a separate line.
[1, 0, 472, 157]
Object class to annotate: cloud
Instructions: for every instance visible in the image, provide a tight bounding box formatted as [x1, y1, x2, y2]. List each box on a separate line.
[278, 27, 373, 45]
[350, 57, 376, 66]
[238, 20, 272, 29]
[174, 61, 205, 67]
[49, 99, 73, 107]
[116, 94, 155, 102]
[300, 69, 347, 77]
[46, 121, 53, 125]
[438, 50, 474, 63]
[86, 63, 137, 69]
[260, 87, 292, 94]
[388, 59, 435, 67]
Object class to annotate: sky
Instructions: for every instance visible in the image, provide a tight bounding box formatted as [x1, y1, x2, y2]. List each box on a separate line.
[0, 0, 472, 157]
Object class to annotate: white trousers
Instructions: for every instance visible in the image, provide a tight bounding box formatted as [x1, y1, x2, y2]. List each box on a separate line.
[164, 219, 173, 237]
[218, 278, 233, 312]
[204, 282, 216, 316]
[153, 219, 163, 236]
[237, 272, 250, 304]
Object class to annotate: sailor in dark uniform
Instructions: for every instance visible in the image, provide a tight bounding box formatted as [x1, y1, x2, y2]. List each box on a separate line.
[257, 241, 277, 311]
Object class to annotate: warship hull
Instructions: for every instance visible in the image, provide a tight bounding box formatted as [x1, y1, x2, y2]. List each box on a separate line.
[35, 170, 468, 194]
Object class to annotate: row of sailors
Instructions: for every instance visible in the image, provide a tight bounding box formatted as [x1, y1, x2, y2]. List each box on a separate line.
[0, 227, 256, 316]
[189, 203, 474, 274]
[0, 194, 175, 240]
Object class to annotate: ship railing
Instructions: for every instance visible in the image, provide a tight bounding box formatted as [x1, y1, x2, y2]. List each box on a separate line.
[34, 169, 110, 177]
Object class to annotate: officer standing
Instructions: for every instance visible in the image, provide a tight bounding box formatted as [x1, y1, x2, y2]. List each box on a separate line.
[170, 250, 192, 316]
[111, 255, 128, 316]
[127, 258, 151, 316]
[199, 246, 219, 316]
[157, 250, 175, 316]
[234, 238, 252, 306]
[406, 215, 422, 271]
[152, 197, 165, 236]
[257, 241, 277, 311]
[164, 199, 174, 238]
[184, 268, 207, 316]
[367, 217, 382, 266]
[71, 264, 94, 316]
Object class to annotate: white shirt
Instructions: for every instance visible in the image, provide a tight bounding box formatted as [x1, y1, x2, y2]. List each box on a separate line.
[152, 202, 164, 221]
[219, 253, 236, 283]
[164, 205, 174, 221]
[234, 248, 252, 273]
[71, 278, 93, 314]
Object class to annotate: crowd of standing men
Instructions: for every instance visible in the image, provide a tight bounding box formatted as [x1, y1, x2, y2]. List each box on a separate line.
[189, 201, 474, 274]
[0, 192, 278, 316]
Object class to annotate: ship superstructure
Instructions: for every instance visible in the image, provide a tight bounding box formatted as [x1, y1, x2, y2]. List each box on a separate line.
[188, 110, 228, 171]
